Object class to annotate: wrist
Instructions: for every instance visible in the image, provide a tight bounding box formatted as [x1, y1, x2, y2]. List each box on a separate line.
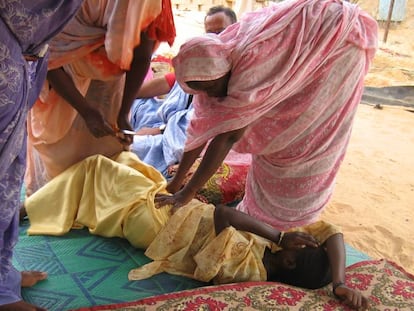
[277, 231, 285, 247]
[332, 281, 345, 298]
[159, 124, 166, 134]
[182, 184, 198, 197]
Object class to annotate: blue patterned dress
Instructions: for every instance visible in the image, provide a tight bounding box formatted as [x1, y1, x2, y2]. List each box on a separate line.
[0, 0, 82, 305]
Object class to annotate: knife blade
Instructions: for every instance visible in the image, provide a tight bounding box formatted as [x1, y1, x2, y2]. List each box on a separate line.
[120, 129, 137, 135]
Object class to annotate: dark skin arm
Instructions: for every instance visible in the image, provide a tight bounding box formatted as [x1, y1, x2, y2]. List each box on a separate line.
[47, 32, 155, 143]
[155, 127, 247, 210]
[47, 68, 115, 138]
[118, 32, 155, 145]
[326, 234, 369, 309]
[155, 143, 205, 211]
[166, 143, 206, 193]
[214, 205, 368, 309]
[136, 75, 172, 98]
[213, 205, 319, 249]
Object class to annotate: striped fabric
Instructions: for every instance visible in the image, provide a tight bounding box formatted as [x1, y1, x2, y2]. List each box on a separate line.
[172, 0, 378, 230]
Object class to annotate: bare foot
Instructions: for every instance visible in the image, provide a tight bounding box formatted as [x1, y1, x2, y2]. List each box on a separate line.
[21, 271, 48, 287]
[19, 204, 27, 222]
[0, 300, 47, 311]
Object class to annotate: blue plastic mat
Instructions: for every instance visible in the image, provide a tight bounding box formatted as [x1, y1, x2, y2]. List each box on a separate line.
[14, 222, 205, 311]
[13, 221, 369, 311]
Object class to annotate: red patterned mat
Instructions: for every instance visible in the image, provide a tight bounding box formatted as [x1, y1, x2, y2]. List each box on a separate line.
[74, 259, 414, 311]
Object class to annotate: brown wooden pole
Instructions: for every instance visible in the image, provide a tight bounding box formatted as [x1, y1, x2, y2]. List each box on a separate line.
[383, 0, 396, 43]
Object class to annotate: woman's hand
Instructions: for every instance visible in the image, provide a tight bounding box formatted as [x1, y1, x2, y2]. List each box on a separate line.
[155, 188, 195, 211]
[154, 177, 191, 212]
[82, 107, 115, 138]
[279, 232, 320, 249]
[116, 115, 134, 146]
[334, 285, 369, 310]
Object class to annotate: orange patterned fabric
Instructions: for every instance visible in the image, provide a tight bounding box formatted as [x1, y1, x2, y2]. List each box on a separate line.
[146, 0, 176, 47]
[25, 0, 176, 195]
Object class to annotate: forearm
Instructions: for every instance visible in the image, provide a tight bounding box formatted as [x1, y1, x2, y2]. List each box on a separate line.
[325, 233, 346, 285]
[169, 143, 206, 190]
[136, 76, 171, 98]
[183, 127, 246, 194]
[214, 205, 280, 242]
[47, 67, 90, 116]
[119, 32, 155, 120]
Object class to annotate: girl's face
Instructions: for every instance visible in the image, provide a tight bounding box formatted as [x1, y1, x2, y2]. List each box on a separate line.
[186, 72, 230, 98]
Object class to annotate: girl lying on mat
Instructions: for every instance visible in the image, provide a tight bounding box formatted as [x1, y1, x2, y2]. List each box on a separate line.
[130, 203, 368, 310]
[23, 152, 367, 310]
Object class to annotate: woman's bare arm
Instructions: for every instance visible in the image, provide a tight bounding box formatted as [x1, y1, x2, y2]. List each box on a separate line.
[183, 127, 246, 194]
[118, 32, 155, 135]
[166, 143, 206, 194]
[47, 68, 114, 137]
[156, 127, 247, 209]
[214, 205, 319, 248]
[325, 234, 369, 309]
[136, 75, 172, 98]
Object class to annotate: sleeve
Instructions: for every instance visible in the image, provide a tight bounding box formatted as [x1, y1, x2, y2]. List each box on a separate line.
[164, 72, 176, 88]
[194, 227, 269, 284]
[105, 0, 172, 70]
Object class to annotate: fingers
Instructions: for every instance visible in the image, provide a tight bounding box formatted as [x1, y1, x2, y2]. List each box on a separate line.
[337, 287, 369, 310]
[360, 296, 369, 310]
[285, 232, 319, 249]
[297, 232, 319, 243]
[350, 292, 369, 310]
[154, 194, 175, 209]
[116, 132, 133, 146]
[347, 293, 360, 309]
[299, 235, 319, 248]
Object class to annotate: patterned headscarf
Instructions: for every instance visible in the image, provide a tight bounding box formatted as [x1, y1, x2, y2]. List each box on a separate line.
[172, 34, 233, 94]
[172, 0, 378, 152]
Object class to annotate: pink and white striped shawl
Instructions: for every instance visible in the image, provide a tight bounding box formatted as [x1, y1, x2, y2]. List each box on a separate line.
[172, 0, 378, 229]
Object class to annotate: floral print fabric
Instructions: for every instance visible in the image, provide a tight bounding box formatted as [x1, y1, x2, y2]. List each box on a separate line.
[82, 260, 414, 311]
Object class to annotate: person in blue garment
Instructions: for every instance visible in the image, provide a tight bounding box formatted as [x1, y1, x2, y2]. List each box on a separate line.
[130, 6, 237, 176]
[0, 1, 83, 310]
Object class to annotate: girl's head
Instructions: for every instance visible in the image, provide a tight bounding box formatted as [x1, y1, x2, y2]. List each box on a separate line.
[172, 35, 232, 96]
[270, 246, 332, 289]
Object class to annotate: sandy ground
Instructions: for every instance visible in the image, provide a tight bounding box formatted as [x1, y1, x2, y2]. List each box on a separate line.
[324, 1, 414, 275]
[161, 1, 414, 274]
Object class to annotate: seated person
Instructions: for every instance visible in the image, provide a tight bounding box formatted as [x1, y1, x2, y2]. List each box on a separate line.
[130, 77, 192, 176]
[129, 6, 246, 205]
[23, 152, 367, 310]
[129, 6, 238, 177]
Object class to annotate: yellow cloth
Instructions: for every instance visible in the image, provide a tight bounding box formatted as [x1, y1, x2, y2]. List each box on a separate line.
[128, 208, 341, 284]
[128, 201, 270, 284]
[25, 151, 340, 280]
[25, 152, 171, 249]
